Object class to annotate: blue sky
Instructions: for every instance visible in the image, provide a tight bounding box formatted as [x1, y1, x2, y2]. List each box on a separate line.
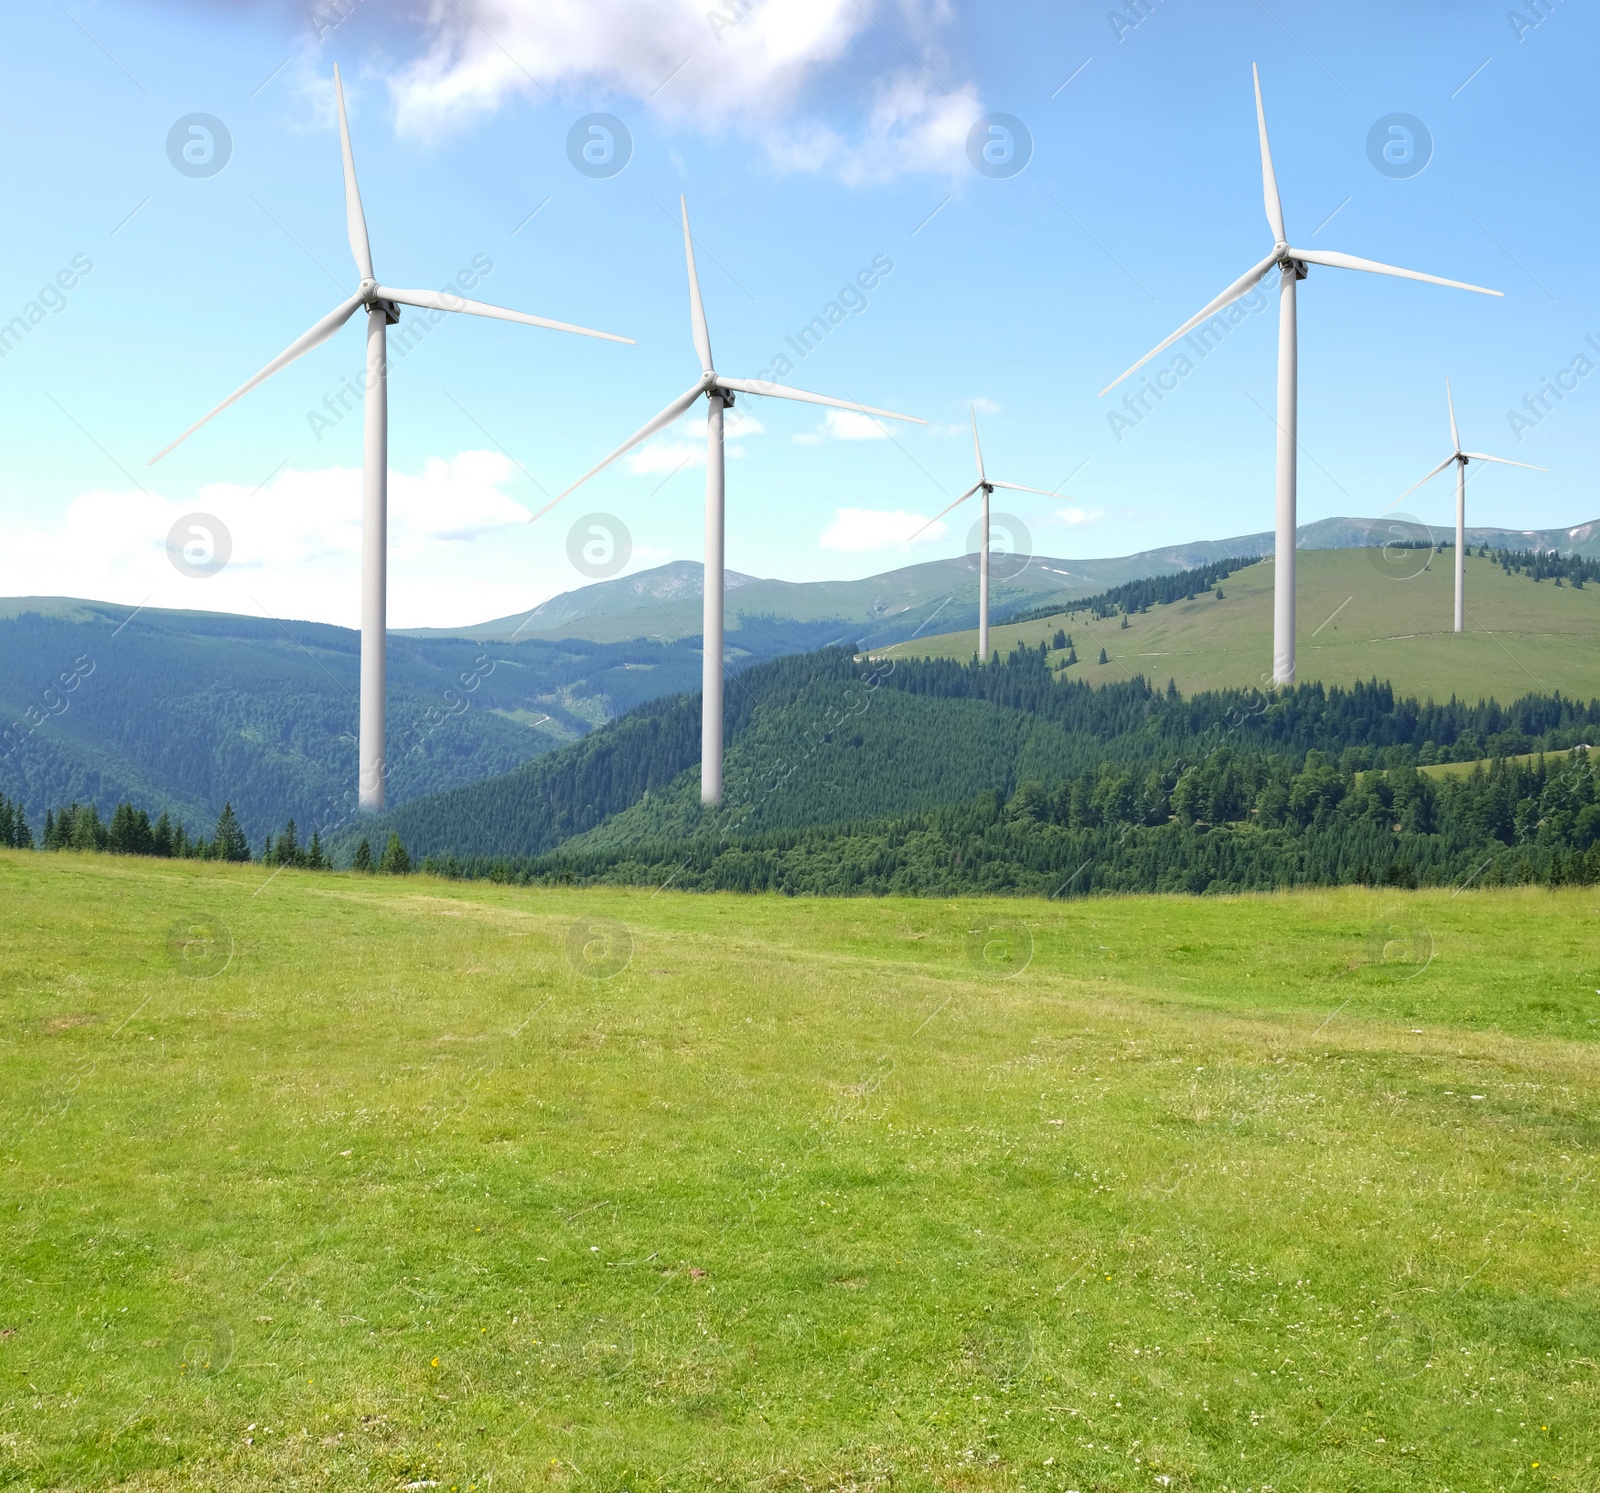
[0, 0, 1593, 628]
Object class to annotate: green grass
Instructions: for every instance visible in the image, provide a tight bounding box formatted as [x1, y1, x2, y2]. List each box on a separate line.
[1349, 748, 1595, 789]
[3, 852, 1599, 1491]
[1416, 747, 1595, 781]
[881, 549, 1600, 704]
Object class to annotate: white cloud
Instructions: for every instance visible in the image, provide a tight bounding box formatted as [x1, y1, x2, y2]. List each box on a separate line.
[761, 75, 983, 186]
[820, 507, 947, 553]
[0, 451, 594, 630]
[625, 406, 761, 473]
[1045, 506, 1105, 527]
[628, 442, 705, 475]
[970, 396, 1001, 415]
[383, 0, 977, 180]
[793, 408, 889, 445]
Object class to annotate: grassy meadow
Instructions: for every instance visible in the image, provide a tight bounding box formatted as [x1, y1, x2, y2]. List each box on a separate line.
[2, 850, 1598, 1490]
[881, 549, 1600, 704]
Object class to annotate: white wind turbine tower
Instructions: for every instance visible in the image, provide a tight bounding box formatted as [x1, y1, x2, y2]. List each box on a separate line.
[1398, 378, 1544, 632]
[545, 196, 923, 806]
[910, 405, 1065, 661]
[1102, 64, 1501, 686]
[150, 65, 631, 812]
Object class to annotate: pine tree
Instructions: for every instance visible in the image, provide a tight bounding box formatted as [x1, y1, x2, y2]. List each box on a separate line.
[152, 812, 175, 858]
[1065, 646, 1077, 666]
[1120, 614, 1130, 630]
[212, 803, 250, 862]
[353, 838, 375, 873]
[306, 830, 327, 870]
[69, 805, 105, 852]
[378, 831, 412, 876]
[108, 802, 152, 855]
[1051, 628, 1067, 650]
[1098, 647, 1109, 665]
[270, 819, 300, 867]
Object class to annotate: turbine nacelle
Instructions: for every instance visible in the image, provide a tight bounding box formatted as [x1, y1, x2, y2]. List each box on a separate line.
[906, 405, 1071, 546]
[149, 65, 630, 470]
[539, 195, 920, 523]
[1098, 67, 1499, 401]
[1398, 378, 1547, 501]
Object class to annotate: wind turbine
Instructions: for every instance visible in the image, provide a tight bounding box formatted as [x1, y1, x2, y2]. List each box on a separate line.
[149, 65, 631, 812]
[1398, 378, 1544, 632]
[1101, 64, 1501, 686]
[911, 405, 1065, 661]
[544, 196, 923, 806]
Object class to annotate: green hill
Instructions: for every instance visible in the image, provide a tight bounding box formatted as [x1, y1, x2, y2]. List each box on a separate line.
[883, 547, 1600, 704]
[0, 600, 739, 844]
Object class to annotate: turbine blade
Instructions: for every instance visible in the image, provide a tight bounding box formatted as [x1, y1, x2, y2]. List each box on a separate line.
[377, 286, 633, 343]
[1445, 376, 1460, 452]
[682, 196, 714, 375]
[971, 404, 987, 484]
[907, 483, 983, 541]
[1290, 247, 1502, 296]
[149, 293, 365, 464]
[1252, 63, 1287, 243]
[715, 376, 924, 423]
[531, 380, 707, 522]
[1396, 452, 1459, 501]
[989, 480, 1069, 499]
[1099, 251, 1279, 395]
[1461, 453, 1548, 471]
[333, 65, 374, 282]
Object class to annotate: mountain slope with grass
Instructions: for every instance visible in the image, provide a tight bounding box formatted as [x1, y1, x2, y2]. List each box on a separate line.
[413, 516, 1600, 649]
[886, 546, 1600, 704]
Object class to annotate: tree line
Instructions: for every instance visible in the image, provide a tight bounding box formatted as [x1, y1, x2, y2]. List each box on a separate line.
[1485, 544, 1599, 589]
[422, 743, 1600, 897]
[0, 793, 414, 876]
[999, 555, 1250, 628]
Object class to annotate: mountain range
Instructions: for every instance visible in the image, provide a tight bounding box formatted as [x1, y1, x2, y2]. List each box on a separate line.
[401, 515, 1600, 650]
[3, 516, 1595, 846]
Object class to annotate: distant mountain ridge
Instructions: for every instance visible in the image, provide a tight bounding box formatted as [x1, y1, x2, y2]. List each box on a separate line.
[402, 516, 1600, 649]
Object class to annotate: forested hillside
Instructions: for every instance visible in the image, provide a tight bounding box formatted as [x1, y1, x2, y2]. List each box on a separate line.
[0, 602, 837, 843]
[502, 740, 1600, 897]
[341, 641, 1600, 883]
